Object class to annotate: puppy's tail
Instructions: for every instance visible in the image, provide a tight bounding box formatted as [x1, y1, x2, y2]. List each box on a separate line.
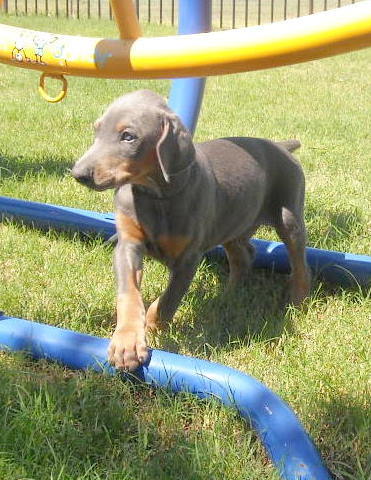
[276, 139, 301, 153]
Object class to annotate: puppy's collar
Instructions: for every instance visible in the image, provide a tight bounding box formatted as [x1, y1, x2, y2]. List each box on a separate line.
[166, 159, 196, 178]
[141, 161, 196, 199]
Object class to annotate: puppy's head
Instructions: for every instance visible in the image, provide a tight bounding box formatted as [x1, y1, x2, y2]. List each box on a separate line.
[71, 89, 194, 191]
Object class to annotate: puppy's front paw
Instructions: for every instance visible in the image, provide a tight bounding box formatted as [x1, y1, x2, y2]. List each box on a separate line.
[108, 327, 148, 371]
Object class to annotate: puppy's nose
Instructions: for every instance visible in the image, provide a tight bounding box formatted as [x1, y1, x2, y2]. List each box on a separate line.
[71, 166, 93, 186]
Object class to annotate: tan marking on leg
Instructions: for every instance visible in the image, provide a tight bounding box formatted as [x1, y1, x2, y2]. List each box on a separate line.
[116, 291, 144, 329]
[276, 208, 311, 306]
[157, 235, 191, 259]
[116, 211, 146, 243]
[145, 297, 163, 332]
[223, 238, 254, 288]
[277, 231, 311, 305]
[110, 278, 148, 371]
[285, 244, 311, 305]
[115, 247, 143, 327]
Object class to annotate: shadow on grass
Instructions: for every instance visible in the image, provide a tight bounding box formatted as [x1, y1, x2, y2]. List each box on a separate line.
[0, 356, 262, 480]
[315, 395, 370, 480]
[152, 259, 369, 356]
[155, 257, 293, 356]
[0, 153, 73, 182]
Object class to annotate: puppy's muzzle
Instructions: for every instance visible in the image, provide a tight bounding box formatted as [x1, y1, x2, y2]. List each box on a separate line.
[71, 165, 112, 191]
[71, 165, 95, 188]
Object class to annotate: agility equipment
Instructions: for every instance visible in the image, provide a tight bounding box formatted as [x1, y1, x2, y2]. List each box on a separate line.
[1, 195, 369, 288]
[0, 313, 332, 480]
[0, 2, 370, 80]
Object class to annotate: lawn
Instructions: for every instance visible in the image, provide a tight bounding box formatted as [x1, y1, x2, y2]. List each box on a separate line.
[0, 14, 370, 480]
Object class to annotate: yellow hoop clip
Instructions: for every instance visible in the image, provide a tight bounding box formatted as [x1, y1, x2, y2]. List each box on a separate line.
[38, 73, 68, 103]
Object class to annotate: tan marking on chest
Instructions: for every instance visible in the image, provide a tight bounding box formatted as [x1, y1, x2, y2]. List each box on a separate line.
[157, 235, 191, 259]
[116, 211, 146, 243]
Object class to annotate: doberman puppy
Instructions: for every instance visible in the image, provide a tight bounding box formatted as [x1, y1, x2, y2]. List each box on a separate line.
[72, 89, 311, 371]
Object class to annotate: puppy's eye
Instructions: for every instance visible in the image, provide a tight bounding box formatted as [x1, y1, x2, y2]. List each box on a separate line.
[120, 131, 137, 142]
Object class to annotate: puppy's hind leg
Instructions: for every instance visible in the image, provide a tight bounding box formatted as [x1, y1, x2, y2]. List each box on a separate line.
[223, 236, 256, 289]
[275, 207, 311, 306]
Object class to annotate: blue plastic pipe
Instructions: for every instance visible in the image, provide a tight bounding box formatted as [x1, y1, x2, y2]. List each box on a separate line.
[168, 0, 212, 134]
[1, 195, 370, 287]
[0, 313, 332, 480]
[0, 195, 117, 238]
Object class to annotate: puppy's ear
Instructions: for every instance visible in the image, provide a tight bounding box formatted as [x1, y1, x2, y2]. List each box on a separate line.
[156, 116, 172, 183]
[156, 113, 195, 183]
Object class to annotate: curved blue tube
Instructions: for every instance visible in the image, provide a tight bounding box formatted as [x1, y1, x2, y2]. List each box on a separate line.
[0, 313, 332, 480]
[1, 195, 370, 287]
[168, 0, 212, 134]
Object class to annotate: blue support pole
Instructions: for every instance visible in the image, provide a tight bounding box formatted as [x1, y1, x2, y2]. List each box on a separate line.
[0, 313, 332, 480]
[1, 195, 370, 287]
[168, 0, 212, 135]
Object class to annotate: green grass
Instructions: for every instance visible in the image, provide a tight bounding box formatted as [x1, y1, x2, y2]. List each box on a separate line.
[0, 14, 370, 480]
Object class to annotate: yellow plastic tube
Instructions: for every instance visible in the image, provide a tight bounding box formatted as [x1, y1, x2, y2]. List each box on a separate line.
[0, 2, 370, 79]
[110, 0, 142, 40]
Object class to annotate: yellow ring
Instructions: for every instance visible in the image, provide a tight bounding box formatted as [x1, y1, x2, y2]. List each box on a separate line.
[38, 73, 68, 103]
